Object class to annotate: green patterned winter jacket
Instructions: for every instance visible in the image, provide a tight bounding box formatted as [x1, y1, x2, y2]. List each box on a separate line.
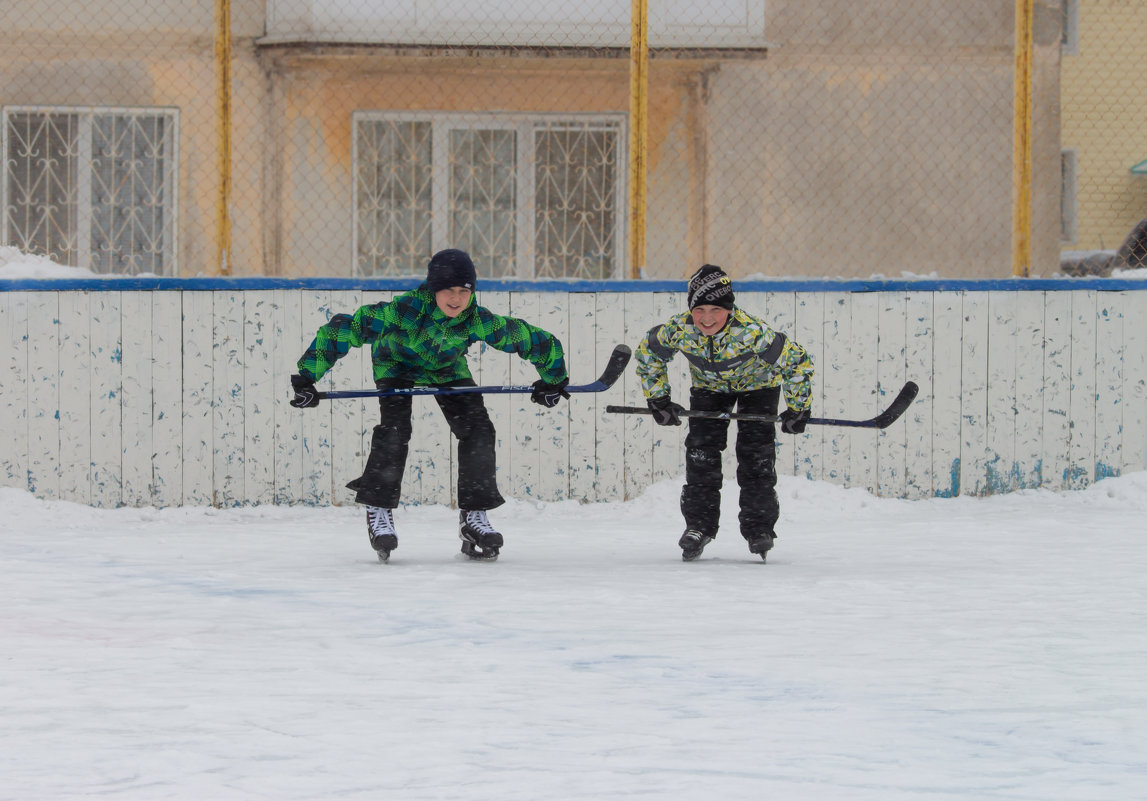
[636, 307, 814, 411]
[296, 286, 568, 386]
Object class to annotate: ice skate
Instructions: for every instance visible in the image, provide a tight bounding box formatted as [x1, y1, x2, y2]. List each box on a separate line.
[459, 509, 503, 560]
[679, 529, 713, 562]
[366, 506, 398, 562]
[745, 531, 774, 562]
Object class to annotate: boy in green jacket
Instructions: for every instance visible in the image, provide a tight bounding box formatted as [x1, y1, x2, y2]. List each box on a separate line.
[290, 249, 570, 561]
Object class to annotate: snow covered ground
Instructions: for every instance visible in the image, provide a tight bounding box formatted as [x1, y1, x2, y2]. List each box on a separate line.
[3, 473, 1146, 800]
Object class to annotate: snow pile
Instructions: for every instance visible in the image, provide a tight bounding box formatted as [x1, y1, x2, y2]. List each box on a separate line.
[0, 246, 98, 279]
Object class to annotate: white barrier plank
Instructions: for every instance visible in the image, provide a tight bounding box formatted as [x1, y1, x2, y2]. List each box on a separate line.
[877, 292, 908, 498]
[766, 292, 797, 479]
[904, 291, 933, 499]
[567, 291, 599, 501]
[986, 291, 1018, 493]
[1041, 291, 1073, 491]
[57, 292, 92, 505]
[295, 291, 335, 506]
[212, 291, 245, 507]
[0, 293, 29, 490]
[1094, 292, 1124, 481]
[1013, 291, 1046, 490]
[241, 291, 275, 505]
[594, 292, 626, 502]
[26, 292, 61, 500]
[959, 292, 989, 496]
[151, 292, 183, 507]
[182, 292, 214, 507]
[1122, 291, 1147, 473]
[272, 289, 303, 505]
[821, 291, 853, 487]
[120, 292, 153, 506]
[535, 290, 572, 502]
[89, 292, 123, 508]
[508, 292, 544, 501]
[794, 291, 824, 481]
[622, 292, 656, 501]
[931, 293, 962, 497]
[1067, 290, 1098, 489]
[327, 290, 367, 507]
[848, 292, 879, 493]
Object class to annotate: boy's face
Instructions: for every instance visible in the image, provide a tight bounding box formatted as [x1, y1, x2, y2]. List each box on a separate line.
[691, 304, 731, 336]
[435, 286, 473, 318]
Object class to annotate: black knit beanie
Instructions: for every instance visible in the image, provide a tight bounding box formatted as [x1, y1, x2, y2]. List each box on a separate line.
[687, 264, 735, 310]
[426, 249, 477, 294]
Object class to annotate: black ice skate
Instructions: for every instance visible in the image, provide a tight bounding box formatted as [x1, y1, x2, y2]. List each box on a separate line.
[366, 506, 398, 562]
[745, 531, 775, 562]
[459, 509, 503, 560]
[679, 529, 713, 562]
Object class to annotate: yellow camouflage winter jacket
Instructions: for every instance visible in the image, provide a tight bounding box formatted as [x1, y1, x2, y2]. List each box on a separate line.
[635, 307, 814, 411]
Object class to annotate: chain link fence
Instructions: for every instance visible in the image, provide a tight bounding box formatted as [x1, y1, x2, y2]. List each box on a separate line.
[3, 1, 1142, 280]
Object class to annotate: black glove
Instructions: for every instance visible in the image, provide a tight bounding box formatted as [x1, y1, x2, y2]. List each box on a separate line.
[290, 374, 320, 408]
[531, 378, 570, 408]
[779, 406, 811, 434]
[647, 395, 684, 426]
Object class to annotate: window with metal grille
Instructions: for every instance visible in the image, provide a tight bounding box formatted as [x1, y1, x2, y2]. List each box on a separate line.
[2, 106, 179, 275]
[353, 112, 625, 280]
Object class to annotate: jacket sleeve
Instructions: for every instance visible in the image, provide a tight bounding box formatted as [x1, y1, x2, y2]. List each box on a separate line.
[475, 310, 568, 384]
[296, 302, 387, 382]
[635, 321, 677, 400]
[776, 337, 815, 412]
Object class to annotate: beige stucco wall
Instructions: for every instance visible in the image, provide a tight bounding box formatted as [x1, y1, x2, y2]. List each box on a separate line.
[1060, 0, 1147, 254]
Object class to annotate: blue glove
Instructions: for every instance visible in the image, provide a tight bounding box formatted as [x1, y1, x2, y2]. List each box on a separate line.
[290, 374, 320, 408]
[531, 378, 570, 408]
[647, 395, 684, 426]
[779, 407, 811, 434]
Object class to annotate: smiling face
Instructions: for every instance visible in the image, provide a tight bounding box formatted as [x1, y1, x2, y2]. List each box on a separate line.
[435, 286, 473, 318]
[691, 304, 731, 335]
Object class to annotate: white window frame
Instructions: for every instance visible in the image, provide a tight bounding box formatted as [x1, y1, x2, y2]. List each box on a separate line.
[1, 104, 180, 275]
[352, 110, 627, 279]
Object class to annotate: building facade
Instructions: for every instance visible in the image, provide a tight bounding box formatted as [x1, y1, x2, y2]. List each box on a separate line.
[2, 1, 1065, 280]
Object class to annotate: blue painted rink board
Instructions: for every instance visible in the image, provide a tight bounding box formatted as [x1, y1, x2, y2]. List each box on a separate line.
[2, 276, 1147, 292]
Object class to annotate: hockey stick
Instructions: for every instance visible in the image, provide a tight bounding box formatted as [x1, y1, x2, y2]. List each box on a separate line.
[606, 381, 919, 430]
[315, 344, 632, 400]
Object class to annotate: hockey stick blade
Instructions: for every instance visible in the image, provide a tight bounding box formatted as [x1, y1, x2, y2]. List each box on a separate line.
[867, 381, 919, 429]
[580, 344, 632, 392]
[316, 344, 632, 400]
[606, 380, 919, 430]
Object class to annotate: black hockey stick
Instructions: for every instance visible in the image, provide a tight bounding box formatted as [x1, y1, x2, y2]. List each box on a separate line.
[316, 344, 632, 400]
[606, 381, 919, 430]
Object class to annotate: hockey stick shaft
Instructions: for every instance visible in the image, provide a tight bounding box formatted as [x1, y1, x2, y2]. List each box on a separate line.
[316, 344, 631, 400]
[606, 381, 918, 430]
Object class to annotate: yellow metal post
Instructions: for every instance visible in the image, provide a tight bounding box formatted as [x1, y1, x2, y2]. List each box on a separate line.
[214, 0, 233, 276]
[1011, 0, 1034, 278]
[628, 0, 649, 279]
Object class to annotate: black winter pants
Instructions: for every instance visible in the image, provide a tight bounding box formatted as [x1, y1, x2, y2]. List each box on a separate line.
[681, 385, 780, 540]
[346, 379, 504, 511]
